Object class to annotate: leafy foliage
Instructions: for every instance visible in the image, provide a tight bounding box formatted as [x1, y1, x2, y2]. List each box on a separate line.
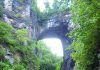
[12, 64, 26, 70]
[0, 21, 39, 70]
[52, 0, 69, 14]
[0, 62, 11, 70]
[0, 21, 13, 44]
[69, 0, 100, 70]
[0, 45, 6, 58]
[31, 0, 70, 26]
[0, 62, 27, 70]
[36, 41, 63, 70]
[16, 29, 29, 42]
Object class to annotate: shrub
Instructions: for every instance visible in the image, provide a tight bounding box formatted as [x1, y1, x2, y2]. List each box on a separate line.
[0, 21, 13, 44]
[13, 64, 26, 70]
[0, 62, 11, 70]
[0, 45, 6, 57]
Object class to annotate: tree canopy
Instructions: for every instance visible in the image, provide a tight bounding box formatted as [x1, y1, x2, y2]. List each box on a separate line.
[69, 0, 100, 70]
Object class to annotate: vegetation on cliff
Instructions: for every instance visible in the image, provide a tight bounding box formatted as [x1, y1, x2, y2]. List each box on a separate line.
[0, 21, 62, 70]
[69, 0, 100, 70]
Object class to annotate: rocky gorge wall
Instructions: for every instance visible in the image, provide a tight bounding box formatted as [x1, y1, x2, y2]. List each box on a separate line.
[3, 0, 38, 39]
[0, 0, 74, 70]
[37, 12, 74, 70]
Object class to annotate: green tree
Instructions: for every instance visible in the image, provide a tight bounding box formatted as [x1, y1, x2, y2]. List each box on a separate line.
[35, 41, 63, 70]
[69, 0, 100, 70]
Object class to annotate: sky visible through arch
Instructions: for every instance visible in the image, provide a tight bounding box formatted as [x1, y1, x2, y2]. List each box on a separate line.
[43, 38, 64, 57]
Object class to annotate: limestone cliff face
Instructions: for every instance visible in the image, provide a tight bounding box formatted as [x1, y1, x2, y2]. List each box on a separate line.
[37, 12, 74, 70]
[1, 0, 38, 64]
[3, 0, 37, 39]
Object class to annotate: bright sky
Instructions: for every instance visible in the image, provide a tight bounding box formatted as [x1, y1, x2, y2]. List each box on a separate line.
[43, 38, 64, 57]
[37, 0, 54, 12]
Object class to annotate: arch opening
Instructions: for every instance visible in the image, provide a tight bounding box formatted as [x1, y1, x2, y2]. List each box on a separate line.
[42, 38, 64, 57]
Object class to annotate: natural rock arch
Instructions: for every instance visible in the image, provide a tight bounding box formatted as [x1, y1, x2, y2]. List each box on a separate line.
[37, 24, 74, 70]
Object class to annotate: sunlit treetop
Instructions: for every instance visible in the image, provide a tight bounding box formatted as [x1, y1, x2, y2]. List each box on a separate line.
[37, 0, 54, 12]
[37, 0, 70, 12]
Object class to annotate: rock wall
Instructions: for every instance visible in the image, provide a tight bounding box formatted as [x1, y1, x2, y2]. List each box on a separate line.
[3, 0, 37, 38]
[37, 12, 74, 70]
[2, 0, 38, 64]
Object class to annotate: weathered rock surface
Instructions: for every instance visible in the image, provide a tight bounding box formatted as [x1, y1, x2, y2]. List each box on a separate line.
[37, 12, 74, 70]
